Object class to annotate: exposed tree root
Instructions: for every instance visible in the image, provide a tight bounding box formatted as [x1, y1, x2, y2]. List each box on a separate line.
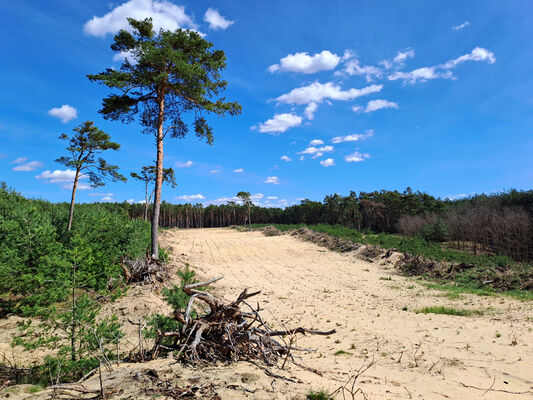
[149, 276, 335, 366]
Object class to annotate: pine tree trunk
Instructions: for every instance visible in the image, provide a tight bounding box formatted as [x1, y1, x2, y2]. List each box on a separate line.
[67, 168, 80, 231]
[144, 182, 149, 221]
[151, 92, 165, 259]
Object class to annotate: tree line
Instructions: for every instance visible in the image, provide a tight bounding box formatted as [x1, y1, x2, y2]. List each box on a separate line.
[102, 188, 533, 262]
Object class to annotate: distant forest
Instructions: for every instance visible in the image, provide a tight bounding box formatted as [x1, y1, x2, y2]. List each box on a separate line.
[101, 188, 533, 262]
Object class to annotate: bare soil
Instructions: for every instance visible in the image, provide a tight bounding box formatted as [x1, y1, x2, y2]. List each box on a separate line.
[3, 227, 533, 399]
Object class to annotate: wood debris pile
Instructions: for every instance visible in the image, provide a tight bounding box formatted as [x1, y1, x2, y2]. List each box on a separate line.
[150, 276, 335, 365]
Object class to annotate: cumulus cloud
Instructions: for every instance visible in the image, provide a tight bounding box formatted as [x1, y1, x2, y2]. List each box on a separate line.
[304, 102, 318, 120]
[389, 47, 495, 84]
[309, 139, 324, 146]
[341, 59, 383, 81]
[298, 145, 334, 159]
[280, 155, 292, 162]
[36, 169, 84, 183]
[12, 160, 43, 172]
[176, 194, 205, 201]
[441, 47, 495, 69]
[320, 158, 335, 167]
[48, 105, 78, 123]
[345, 151, 370, 163]
[233, 168, 244, 173]
[393, 49, 415, 64]
[176, 160, 193, 168]
[267, 196, 278, 200]
[264, 176, 279, 184]
[13, 157, 28, 164]
[364, 99, 398, 113]
[36, 169, 92, 189]
[268, 50, 341, 74]
[209, 169, 221, 174]
[331, 130, 374, 143]
[389, 66, 453, 84]
[453, 21, 470, 30]
[84, 0, 198, 37]
[203, 8, 234, 30]
[276, 82, 382, 105]
[256, 113, 302, 134]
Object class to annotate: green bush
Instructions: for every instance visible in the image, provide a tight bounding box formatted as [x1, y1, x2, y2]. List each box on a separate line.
[0, 184, 150, 315]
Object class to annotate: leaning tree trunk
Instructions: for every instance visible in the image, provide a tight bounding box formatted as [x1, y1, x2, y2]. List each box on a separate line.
[67, 168, 80, 231]
[151, 91, 165, 259]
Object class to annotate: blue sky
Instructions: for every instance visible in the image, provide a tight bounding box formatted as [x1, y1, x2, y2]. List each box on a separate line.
[1, 0, 532, 207]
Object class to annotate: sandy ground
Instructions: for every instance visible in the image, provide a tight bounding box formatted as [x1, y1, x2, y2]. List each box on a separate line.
[3, 227, 533, 399]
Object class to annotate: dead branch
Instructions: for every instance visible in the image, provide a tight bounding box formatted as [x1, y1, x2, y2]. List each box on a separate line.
[148, 276, 335, 368]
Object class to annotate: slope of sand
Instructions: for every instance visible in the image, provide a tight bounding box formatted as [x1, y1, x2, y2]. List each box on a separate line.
[3, 227, 533, 399]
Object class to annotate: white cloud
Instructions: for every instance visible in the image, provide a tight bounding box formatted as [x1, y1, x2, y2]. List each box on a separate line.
[84, 0, 198, 37]
[251, 193, 264, 201]
[393, 49, 415, 64]
[48, 105, 78, 123]
[12, 161, 43, 172]
[345, 151, 370, 163]
[276, 82, 382, 105]
[36, 169, 87, 184]
[102, 196, 114, 202]
[268, 50, 341, 74]
[203, 8, 234, 30]
[341, 59, 383, 81]
[89, 192, 114, 197]
[265, 176, 279, 184]
[177, 160, 193, 168]
[176, 194, 205, 201]
[389, 66, 453, 84]
[126, 199, 135, 204]
[453, 21, 470, 31]
[298, 145, 334, 159]
[299, 155, 305, 161]
[389, 47, 495, 84]
[256, 113, 302, 134]
[320, 158, 335, 167]
[441, 47, 495, 69]
[309, 139, 324, 146]
[331, 130, 374, 143]
[233, 168, 244, 173]
[364, 99, 398, 113]
[267, 196, 278, 200]
[209, 169, 221, 174]
[304, 102, 318, 120]
[13, 157, 28, 164]
[351, 105, 363, 112]
[280, 155, 292, 162]
[113, 50, 136, 63]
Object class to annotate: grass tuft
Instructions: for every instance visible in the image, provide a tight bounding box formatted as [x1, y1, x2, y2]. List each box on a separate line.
[415, 306, 483, 316]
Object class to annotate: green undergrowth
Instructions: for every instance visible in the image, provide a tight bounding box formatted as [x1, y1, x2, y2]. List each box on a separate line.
[0, 184, 152, 316]
[248, 224, 533, 300]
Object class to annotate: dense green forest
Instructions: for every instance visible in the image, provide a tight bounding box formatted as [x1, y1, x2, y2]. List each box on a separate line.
[115, 188, 533, 262]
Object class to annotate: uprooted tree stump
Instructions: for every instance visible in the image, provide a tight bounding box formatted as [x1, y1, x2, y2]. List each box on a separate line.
[120, 254, 169, 285]
[149, 276, 335, 366]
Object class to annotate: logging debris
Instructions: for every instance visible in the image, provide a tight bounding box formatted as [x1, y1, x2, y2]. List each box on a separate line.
[149, 276, 335, 365]
[120, 255, 169, 286]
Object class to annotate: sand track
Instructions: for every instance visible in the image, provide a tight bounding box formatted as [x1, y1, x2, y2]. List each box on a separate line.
[3, 227, 532, 399]
[161, 228, 533, 399]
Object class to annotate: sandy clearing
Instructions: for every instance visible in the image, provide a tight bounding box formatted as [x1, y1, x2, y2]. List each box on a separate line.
[3, 227, 533, 400]
[159, 228, 533, 399]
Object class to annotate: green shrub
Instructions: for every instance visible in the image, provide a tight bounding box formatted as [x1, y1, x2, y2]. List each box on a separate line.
[0, 184, 151, 315]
